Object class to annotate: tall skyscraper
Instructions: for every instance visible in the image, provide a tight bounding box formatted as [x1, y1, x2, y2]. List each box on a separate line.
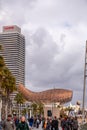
[0, 25, 25, 86]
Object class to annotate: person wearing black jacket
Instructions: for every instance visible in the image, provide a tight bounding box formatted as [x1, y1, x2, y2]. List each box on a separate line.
[16, 116, 29, 130]
[51, 116, 59, 130]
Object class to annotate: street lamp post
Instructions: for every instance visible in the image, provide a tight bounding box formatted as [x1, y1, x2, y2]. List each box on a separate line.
[82, 41, 87, 122]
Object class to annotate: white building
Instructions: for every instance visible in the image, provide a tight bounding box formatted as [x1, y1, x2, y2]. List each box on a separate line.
[0, 25, 25, 86]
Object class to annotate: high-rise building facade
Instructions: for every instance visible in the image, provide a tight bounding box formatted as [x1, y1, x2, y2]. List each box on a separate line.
[0, 25, 25, 86]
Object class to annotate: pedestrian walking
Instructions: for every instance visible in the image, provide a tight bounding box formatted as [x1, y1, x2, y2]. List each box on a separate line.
[46, 118, 51, 130]
[42, 118, 47, 130]
[16, 116, 29, 130]
[28, 116, 34, 129]
[36, 118, 40, 128]
[73, 117, 78, 130]
[2, 114, 15, 130]
[52, 116, 59, 130]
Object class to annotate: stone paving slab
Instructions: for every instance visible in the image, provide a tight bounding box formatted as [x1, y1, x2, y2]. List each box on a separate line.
[79, 123, 87, 130]
[32, 125, 62, 130]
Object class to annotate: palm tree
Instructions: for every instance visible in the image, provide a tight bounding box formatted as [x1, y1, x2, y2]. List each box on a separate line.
[0, 45, 16, 117]
[0, 56, 5, 92]
[31, 102, 44, 116]
[14, 92, 25, 104]
[2, 67, 16, 114]
[31, 103, 38, 116]
[37, 102, 44, 115]
[0, 45, 2, 51]
[0, 47, 6, 118]
[0, 55, 5, 88]
[2, 67, 16, 96]
[14, 93, 26, 117]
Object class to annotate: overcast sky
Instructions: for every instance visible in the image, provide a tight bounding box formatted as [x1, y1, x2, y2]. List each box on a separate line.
[0, 0, 87, 105]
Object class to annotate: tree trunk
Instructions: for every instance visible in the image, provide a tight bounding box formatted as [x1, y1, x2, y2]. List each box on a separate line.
[7, 97, 11, 115]
[1, 95, 7, 119]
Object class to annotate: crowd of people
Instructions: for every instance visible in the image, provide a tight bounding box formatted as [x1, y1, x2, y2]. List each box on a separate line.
[0, 114, 42, 130]
[0, 114, 79, 130]
[42, 116, 59, 130]
[60, 116, 78, 130]
[42, 116, 79, 130]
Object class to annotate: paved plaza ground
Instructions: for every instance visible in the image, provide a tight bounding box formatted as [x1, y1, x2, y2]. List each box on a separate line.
[32, 123, 62, 130]
[31, 119, 87, 130]
[32, 125, 87, 130]
[80, 123, 87, 130]
[32, 122, 87, 130]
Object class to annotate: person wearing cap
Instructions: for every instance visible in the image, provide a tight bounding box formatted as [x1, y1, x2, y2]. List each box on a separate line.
[3, 114, 15, 130]
[16, 116, 29, 130]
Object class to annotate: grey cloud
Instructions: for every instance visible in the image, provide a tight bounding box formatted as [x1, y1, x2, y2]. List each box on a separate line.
[1, 0, 87, 28]
[25, 28, 84, 93]
[21, 0, 87, 28]
[24, 25, 86, 105]
[0, 0, 87, 104]
[26, 28, 59, 85]
[1, 0, 37, 7]
[31, 28, 58, 68]
[0, 0, 37, 26]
